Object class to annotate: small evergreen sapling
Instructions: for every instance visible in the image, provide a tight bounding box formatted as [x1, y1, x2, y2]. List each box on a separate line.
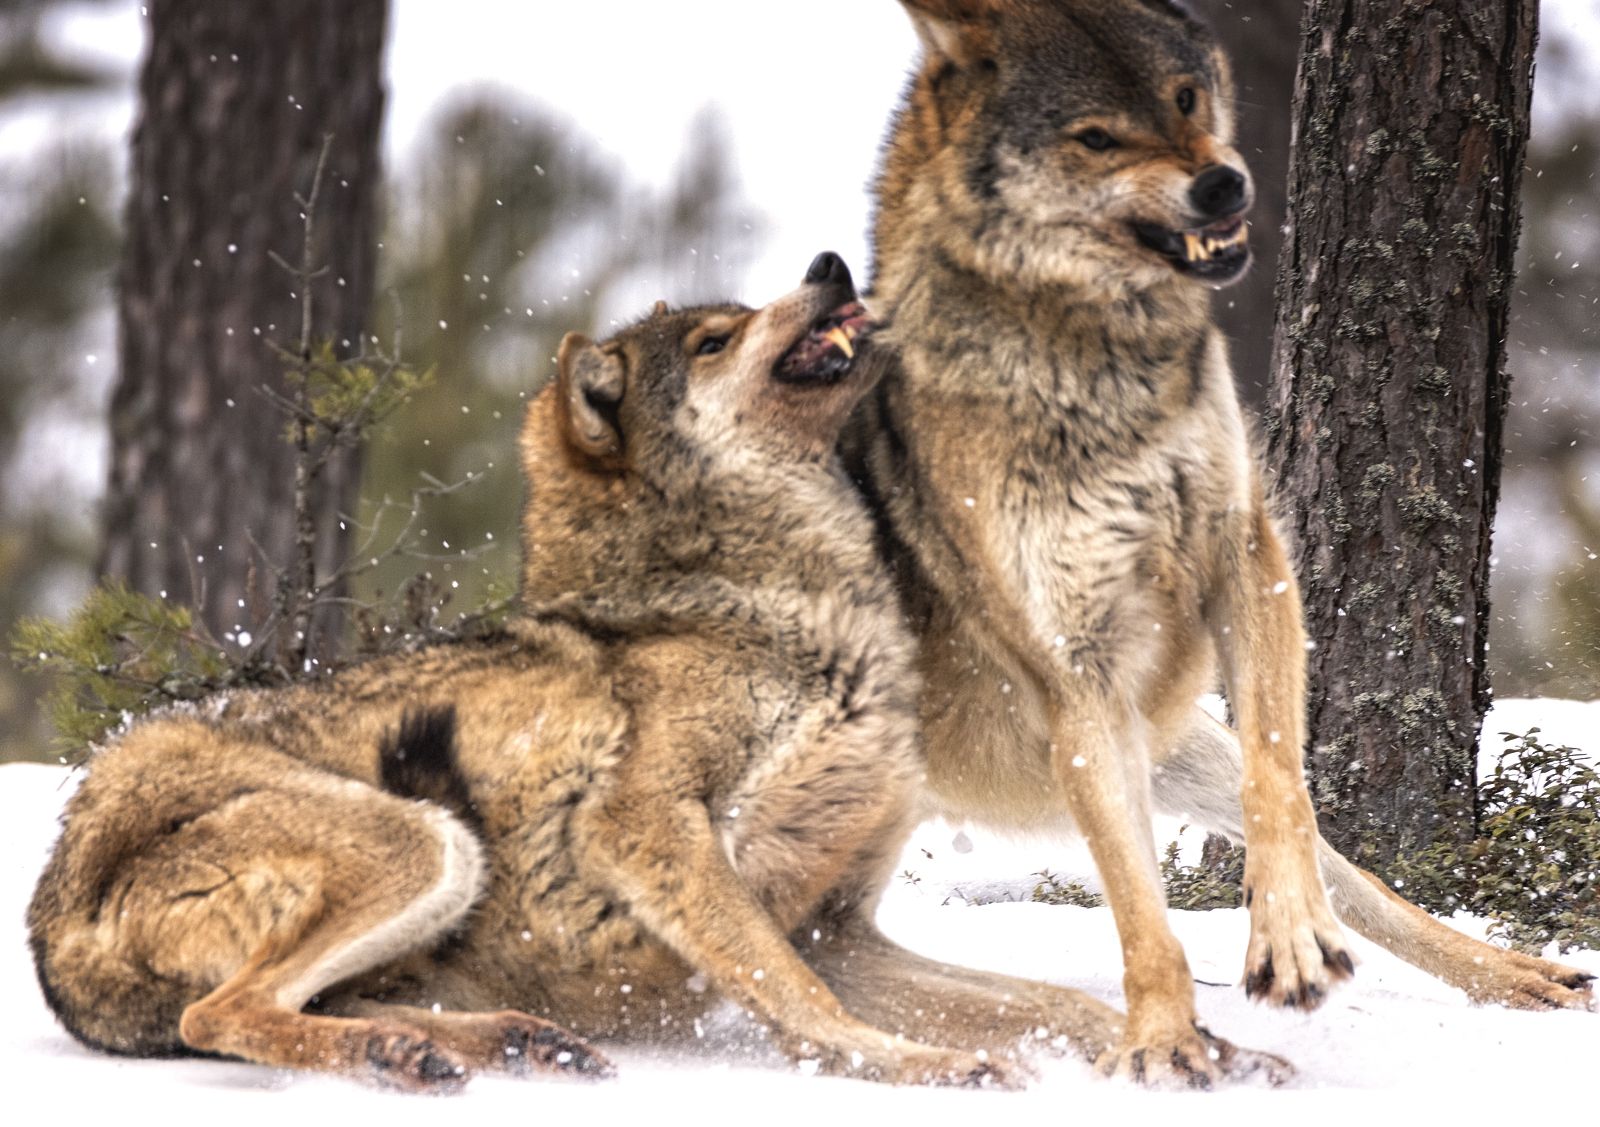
[9, 136, 494, 754]
[10, 583, 231, 752]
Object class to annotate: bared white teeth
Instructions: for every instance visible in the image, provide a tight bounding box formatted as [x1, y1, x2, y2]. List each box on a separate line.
[1183, 223, 1246, 262]
[823, 326, 855, 358]
[1209, 224, 1247, 251]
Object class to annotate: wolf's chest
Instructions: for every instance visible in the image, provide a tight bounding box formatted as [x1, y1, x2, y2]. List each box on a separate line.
[995, 410, 1235, 636]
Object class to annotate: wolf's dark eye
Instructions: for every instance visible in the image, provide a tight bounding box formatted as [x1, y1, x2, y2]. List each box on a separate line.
[1176, 87, 1196, 115]
[1076, 128, 1118, 152]
[695, 335, 729, 357]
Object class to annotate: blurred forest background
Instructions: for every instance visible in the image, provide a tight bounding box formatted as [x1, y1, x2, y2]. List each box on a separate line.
[0, 0, 1595, 761]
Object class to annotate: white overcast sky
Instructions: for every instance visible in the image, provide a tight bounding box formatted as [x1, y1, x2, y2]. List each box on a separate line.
[386, 0, 917, 304]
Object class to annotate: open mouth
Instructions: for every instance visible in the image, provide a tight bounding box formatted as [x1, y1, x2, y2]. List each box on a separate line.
[1132, 216, 1250, 283]
[773, 301, 873, 385]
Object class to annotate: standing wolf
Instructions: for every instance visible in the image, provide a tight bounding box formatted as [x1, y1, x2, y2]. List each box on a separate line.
[850, 0, 1594, 1086]
[29, 258, 1140, 1090]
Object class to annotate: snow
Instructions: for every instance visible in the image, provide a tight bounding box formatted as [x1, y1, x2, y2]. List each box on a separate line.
[4, 699, 1596, 1122]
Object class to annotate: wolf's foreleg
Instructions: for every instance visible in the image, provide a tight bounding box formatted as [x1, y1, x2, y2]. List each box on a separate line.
[574, 786, 1012, 1088]
[1047, 691, 1271, 1087]
[1211, 501, 1354, 1010]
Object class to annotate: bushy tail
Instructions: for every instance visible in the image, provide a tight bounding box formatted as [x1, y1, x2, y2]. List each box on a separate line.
[378, 705, 483, 837]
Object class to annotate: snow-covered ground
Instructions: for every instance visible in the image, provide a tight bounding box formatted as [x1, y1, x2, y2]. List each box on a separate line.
[4, 700, 1596, 1123]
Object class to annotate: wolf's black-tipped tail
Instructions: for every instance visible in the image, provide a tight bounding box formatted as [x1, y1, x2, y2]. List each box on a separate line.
[378, 706, 482, 836]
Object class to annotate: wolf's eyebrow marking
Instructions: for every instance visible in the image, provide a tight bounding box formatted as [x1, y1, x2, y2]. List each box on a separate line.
[689, 315, 743, 344]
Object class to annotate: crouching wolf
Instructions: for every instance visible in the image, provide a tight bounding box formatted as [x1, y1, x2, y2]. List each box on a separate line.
[28, 257, 1129, 1090]
[849, 0, 1594, 1086]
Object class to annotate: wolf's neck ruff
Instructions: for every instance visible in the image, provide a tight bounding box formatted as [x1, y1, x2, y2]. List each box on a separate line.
[876, 244, 1219, 434]
[529, 458, 889, 603]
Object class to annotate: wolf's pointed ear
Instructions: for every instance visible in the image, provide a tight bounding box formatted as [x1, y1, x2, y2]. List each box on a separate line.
[555, 332, 627, 471]
[899, 0, 996, 67]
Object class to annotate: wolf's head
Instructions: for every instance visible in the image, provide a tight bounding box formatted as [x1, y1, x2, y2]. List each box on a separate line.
[877, 0, 1253, 295]
[518, 255, 877, 600]
[536, 252, 874, 480]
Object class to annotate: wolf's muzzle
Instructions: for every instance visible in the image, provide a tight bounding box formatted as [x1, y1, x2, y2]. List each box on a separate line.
[1189, 164, 1249, 222]
[805, 250, 854, 289]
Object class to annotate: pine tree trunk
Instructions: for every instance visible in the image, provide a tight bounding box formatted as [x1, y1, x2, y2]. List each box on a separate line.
[100, 0, 386, 661]
[1265, 0, 1536, 867]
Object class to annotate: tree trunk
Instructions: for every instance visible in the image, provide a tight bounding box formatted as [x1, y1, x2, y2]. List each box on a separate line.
[1266, 0, 1536, 867]
[1192, 0, 1300, 408]
[100, 0, 386, 661]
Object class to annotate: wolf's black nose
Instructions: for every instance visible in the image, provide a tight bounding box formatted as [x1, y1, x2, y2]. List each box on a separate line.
[805, 251, 853, 288]
[1189, 165, 1248, 220]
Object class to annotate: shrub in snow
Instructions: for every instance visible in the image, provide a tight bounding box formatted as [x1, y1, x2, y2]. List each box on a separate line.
[1030, 870, 1103, 908]
[1391, 729, 1600, 954]
[1160, 834, 1244, 911]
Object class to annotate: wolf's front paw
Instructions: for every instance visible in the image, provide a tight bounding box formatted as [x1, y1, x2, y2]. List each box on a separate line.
[494, 1012, 615, 1078]
[363, 1029, 469, 1092]
[1096, 1023, 1293, 1089]
[1242, 868, 1355, 1010]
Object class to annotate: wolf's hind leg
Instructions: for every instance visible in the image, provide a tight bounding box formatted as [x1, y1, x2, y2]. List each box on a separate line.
[1317, 850, 1593, 1009]
[800, 916, 1294, 1085]
[166, 780, 488, 1089]
[800, 914, 1122, 1063]
[1154, 708, 1594, 1011]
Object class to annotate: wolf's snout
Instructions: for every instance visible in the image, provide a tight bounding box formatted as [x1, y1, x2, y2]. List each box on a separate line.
[805, 250, 854, 290]
[1189, 165, 1249, 221]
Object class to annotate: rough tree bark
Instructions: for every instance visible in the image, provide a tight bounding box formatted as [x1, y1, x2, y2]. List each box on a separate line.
[1192, 0, 1300, 408]
[100, 0, 386, 661]
[1266, 0, 1537, 866]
